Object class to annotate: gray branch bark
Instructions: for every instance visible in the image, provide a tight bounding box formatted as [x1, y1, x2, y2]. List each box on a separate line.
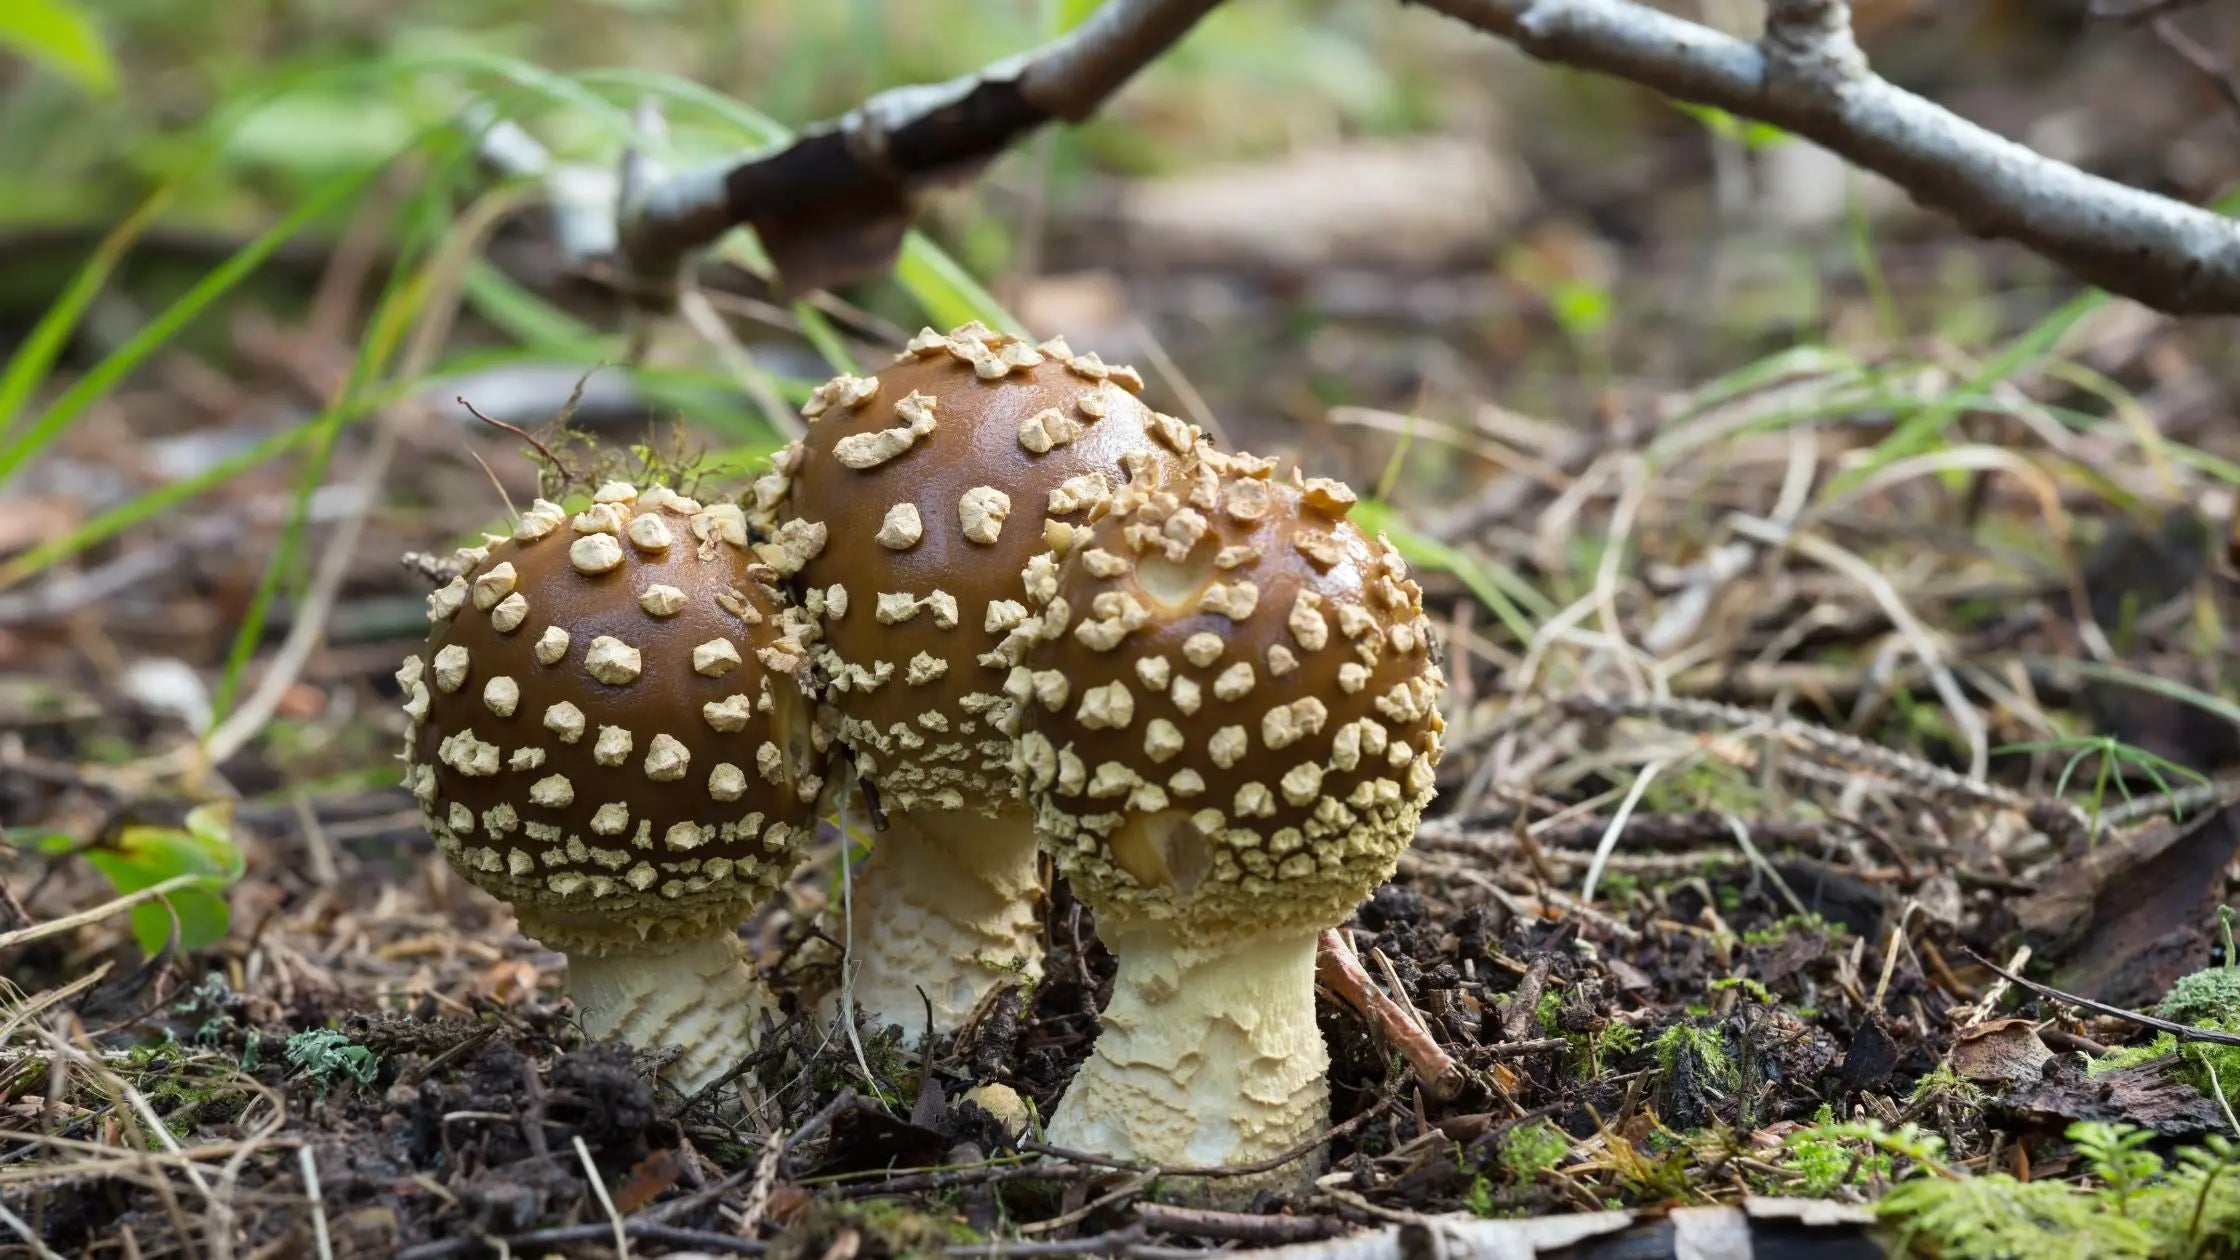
[1410, 0, 2240, 315]
[481, 0, 1223, 301]
[482, 0, 2240, 317]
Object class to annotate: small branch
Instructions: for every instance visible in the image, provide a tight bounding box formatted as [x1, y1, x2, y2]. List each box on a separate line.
[509, 0, 1223, 301]
[1316, 928, 1466, 1101]
[1961, 947, 2240, 1046]
[1409, 0, 2240, 315]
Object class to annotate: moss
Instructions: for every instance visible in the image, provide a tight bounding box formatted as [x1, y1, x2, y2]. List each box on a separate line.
[2156, 966, 2240, 1026]
[1497, 1120, 1570, 1183]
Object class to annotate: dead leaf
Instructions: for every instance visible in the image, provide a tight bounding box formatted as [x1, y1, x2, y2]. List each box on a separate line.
[476, 960, 540, 1005]
[608, 1149, 681, 1214]
[1950, 1019, 2053, 1088]
[2013, 800, 2240, 1010]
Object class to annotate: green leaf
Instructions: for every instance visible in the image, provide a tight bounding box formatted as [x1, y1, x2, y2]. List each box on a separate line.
[83, 803, 245, 956]
[2, 828, 77, 855]
[0, 0, 117, 96]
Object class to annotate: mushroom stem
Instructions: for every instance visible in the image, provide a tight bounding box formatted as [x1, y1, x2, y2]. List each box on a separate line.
[833, 806, 1045, 1036]
[1046, 924, 1329, 1200]
[565, 930, 772, 1097]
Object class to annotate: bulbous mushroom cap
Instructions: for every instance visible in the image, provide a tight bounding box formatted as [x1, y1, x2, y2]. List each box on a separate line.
[749, 322, 1196, 815]
[1013, 454, 1446, 937]
[399, 482, 827, 952]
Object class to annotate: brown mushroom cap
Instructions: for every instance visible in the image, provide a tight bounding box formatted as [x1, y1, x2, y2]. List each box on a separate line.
[1013, 454, 1446, 936]
[749, 322, 1195, 814]
[401, 482, 826, 952]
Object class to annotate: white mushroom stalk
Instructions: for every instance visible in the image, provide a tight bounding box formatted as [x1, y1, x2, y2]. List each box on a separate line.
[400, 480, 829, 1097]
[750, 322, 1196, 1035]
[838, 804, 1045, 1034]
[1013, 452, 1446, 1200]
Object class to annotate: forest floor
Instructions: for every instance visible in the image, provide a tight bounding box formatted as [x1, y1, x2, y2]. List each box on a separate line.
[8, 5, 2240, 1258]
[6, 324, 2240, 1257]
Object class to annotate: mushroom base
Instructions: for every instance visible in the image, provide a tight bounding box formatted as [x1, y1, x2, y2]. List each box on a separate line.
[565, 929, 773, 1098]
[1046, 925, 1329, 1204]
[826, 805, 1045, 1036]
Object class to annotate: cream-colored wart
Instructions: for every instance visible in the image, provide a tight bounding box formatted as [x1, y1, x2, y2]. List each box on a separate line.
[748, 322, 1181, 1042]
[1013, 454, 1448, 1201]
[397, 479, 832, 1101]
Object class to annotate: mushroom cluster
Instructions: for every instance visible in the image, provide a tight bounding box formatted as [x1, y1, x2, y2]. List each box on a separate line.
[749, 322, 1196, 1033]
[399, 322, 1447, 1184]
[400, 481, 827, 1095]
[1009, 448, 1446, 1192]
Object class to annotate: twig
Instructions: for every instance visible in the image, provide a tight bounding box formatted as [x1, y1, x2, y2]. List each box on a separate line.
[1963, 945, 2030, 1028]
[1134, 1202, 1344, 1244]
[1961, 947, 2240, 1046]
[456, 395, 573, 479]
[395, 1221, 769, 1260]
[0, 874, 208, 954]
[575, 1134, 630, 1260]
[1317, 929, 1465, 1101]
[488, 0, 1223, 299]
[299, 1146, 334, 1260]
[1407, 0, 2240, 314]
[1580, 760, 1665, 905]
[0, 1200, 63, 1260]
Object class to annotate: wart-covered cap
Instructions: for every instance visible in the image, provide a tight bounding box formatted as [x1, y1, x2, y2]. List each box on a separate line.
[749, 322, 1199, 814]
[400, 481, 827, 950]
[1012, 452, 1446, 934]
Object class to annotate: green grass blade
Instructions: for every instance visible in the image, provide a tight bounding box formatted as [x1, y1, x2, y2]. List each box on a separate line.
[0, 419, 326, 591]
[209, 157, 458, 723]
[896, 234, 1025, 335]
[0, 348, 557, 590]
[793, 302, 861, 375]
[1351, 498, 1549, 645]
[0, 161, 382, 495]
[0, 188, 172, 439]
[1832, 289, 2105, 497]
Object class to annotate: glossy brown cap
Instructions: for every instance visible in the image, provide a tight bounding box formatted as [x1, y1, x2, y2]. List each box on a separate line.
[1012, 454, 1445, 938]
[749, 322, 1197, 814]
[400, 481, 826, 951]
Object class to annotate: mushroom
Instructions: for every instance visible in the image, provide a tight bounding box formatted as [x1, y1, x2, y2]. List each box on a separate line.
[399, 480, 827, 1095]
[749, 322, 1197, 1033]
[1010, 452, 1445, 1193]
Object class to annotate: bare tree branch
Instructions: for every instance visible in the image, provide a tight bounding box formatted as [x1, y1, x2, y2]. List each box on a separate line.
[479, 0, 2240, 317]
[486, 0, 1222, 302]
[1408, 0, 2240, 315]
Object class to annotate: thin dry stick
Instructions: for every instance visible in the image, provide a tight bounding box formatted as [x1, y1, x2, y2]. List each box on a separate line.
[1961, 947, 2240, 1047]
[1728, 514, 1988, 781]
[1316, 928, 1463, 1099]
[575, 1134, 630, 1260]
[1579, 760, 1665, 905]
[1871, 900, 1920, 1013]
[1964, 944, 2030, 1028]
[299, 1146, 334, 1260]
[0, 876, 206, 954]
